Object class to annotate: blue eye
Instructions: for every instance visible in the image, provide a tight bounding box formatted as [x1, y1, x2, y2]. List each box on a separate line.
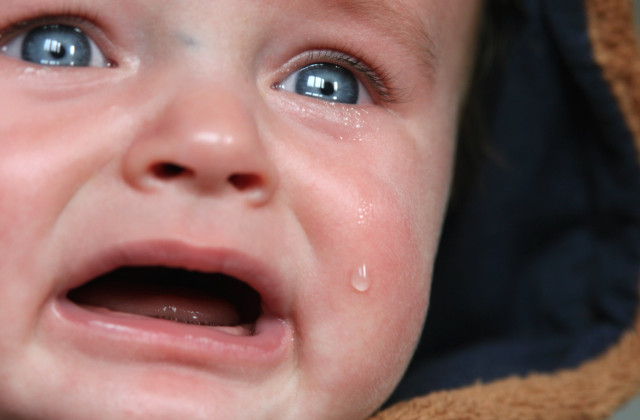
[279, 63, 361, 104]
[1, 24, 109, 67]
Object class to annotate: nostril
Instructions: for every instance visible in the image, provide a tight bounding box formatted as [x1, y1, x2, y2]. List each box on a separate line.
[151, 163, 193, 179]
[228, 174, 264, 191]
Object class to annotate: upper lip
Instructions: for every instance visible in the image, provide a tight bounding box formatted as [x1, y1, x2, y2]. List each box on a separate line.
[57, 239, 290, 322]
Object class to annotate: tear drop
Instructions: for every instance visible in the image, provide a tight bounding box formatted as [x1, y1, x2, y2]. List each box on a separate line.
[351, 264, 371, 293]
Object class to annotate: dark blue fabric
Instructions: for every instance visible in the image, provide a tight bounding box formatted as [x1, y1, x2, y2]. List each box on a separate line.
[389, 0, 640, 404]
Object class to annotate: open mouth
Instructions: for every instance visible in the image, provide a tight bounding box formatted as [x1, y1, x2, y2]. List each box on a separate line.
[67, 266, 263, 336]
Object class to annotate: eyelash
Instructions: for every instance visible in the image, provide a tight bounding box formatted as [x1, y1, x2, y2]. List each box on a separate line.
[0, 6, 99, 40]
[295, 49, 401, 104]
[0, 11, 114, 64]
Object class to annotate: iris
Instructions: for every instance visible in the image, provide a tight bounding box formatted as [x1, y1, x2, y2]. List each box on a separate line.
[22, 25, 92, 67]
[293, 63, 359, 104]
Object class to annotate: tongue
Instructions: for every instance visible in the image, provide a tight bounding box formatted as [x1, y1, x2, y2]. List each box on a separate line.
[68, 267, 244, 326]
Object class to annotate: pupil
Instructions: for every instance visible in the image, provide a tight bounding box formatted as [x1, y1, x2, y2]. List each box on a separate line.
[48, 41, 66, 59]
[320, 82, 335, 96]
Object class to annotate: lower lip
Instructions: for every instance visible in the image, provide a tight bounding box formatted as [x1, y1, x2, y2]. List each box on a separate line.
[44, 295, 293, 373]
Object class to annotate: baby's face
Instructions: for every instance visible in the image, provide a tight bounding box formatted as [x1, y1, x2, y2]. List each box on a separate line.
[0, 1, 480, 419]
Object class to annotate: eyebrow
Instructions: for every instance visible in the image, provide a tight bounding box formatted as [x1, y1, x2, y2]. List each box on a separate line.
[324, 0, 438, 73]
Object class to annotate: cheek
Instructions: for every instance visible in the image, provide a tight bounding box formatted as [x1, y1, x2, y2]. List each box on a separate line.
[282, 110, 452, 296]
[0, 87, 138, 317]
[0, 79, 149, 238]
[273, 108, 453, 412]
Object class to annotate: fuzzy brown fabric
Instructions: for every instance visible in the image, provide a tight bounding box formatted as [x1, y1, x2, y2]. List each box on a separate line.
[588, 0, 640, 157]
[372, 295, 640, 420]
[372, 0, 640, 418]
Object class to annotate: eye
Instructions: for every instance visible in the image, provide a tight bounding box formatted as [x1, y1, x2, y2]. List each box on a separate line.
[278, 63, 370, 105]
[0, 24, 110, 67]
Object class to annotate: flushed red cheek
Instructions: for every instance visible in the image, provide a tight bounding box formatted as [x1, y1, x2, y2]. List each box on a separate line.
[342, 160, 435, 350]
[307, 227, 429, 413]
[309, 172, 430, 324]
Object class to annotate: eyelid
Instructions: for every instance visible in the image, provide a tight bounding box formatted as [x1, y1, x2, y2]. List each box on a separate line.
[293, 49, 402, 104]
[0, 14, 117, 68]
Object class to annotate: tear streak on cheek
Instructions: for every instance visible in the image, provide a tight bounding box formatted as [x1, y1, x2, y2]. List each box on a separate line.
[266, 93, 383, 142]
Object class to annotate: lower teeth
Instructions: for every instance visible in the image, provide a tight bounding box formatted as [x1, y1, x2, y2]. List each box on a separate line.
[151, 314, 225, 327]
[149, 314, 255, 336]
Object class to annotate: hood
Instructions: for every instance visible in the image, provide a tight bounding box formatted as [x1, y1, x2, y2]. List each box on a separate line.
[375, 0, 640, 418]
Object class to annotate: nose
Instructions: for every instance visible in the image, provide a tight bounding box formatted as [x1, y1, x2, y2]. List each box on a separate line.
[122, 87, 279, 207]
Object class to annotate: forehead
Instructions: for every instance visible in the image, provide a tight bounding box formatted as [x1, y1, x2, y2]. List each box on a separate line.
[141, 0, 479, 74]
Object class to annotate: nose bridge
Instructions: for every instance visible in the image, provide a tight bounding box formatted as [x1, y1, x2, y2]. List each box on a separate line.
[166, 86, 255, 147]
[122, 82, 279, 206]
